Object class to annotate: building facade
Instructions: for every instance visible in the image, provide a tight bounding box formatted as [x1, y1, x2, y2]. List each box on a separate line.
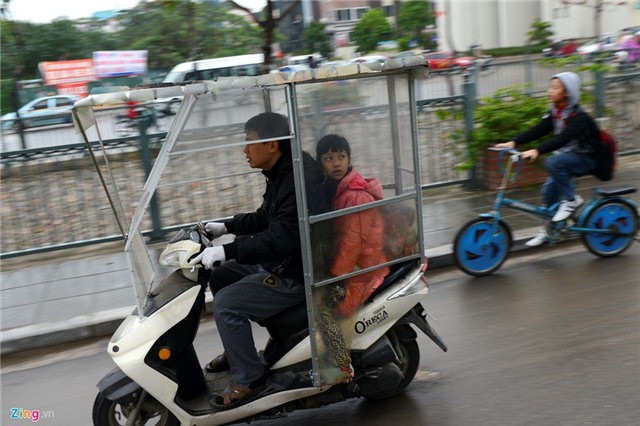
[434, 0, 639, 53]
[274, 0, 640, 56]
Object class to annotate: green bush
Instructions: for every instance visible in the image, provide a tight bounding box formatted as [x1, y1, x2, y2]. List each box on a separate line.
[397, 36, 412, 52]
[470, 87, 549, 165]
[443, 86, 549, 170]
[1, 79, 14, 115]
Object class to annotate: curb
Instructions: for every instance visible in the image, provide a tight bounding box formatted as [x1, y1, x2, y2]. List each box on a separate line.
[0, 230, 544, 356]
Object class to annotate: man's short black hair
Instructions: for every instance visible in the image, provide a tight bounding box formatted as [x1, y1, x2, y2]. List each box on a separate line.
[315, 134, 351, 162]
[245, 112, 291, 157]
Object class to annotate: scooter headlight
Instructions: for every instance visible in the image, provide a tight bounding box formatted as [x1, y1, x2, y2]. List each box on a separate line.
[159, 249, 188, 267]
[159, 240, 201, 268]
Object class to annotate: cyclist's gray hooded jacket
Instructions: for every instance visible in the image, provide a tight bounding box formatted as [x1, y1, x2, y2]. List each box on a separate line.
[513, 72, 600, 157]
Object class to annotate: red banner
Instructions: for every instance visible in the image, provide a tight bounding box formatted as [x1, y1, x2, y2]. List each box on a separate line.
[39, 59, 97, 86]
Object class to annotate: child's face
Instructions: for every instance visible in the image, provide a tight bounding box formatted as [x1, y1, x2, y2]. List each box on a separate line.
[548, 78, 568, 105]
[320, 149, 350, 180]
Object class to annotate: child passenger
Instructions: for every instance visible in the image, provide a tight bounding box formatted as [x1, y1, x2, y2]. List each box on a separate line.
[316, 134, 390, 317]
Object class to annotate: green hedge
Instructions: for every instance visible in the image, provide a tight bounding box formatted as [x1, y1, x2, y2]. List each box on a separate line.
[1, 79, 14, 115]
[481, 44, 546, 57]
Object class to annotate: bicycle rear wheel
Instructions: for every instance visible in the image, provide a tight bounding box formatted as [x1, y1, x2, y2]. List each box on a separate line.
[582, 200, 638, 257]
[454, 217, 512, 276]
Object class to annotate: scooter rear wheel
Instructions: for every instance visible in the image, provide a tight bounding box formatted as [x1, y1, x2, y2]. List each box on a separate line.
[582, 200, 638, 257]
[454, 217, 512, 276]
[363, 339, 420, 400]
[92, 391, 180, 426]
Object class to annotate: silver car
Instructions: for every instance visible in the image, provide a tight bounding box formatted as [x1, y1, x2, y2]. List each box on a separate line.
[1, 95, 79, 131]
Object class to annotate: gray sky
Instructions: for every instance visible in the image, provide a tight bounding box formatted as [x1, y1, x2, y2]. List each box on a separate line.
[7, 0, 265, 23]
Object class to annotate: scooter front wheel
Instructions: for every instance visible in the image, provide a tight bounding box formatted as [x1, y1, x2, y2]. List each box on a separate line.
[454, 217, 512, 276]
[92, 391, 180, 426]
[582, 200, 638, 257]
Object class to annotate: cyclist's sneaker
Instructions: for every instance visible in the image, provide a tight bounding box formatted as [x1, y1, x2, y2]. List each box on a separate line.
[525, 229, 549, 247]
[552, 195, 583, 222]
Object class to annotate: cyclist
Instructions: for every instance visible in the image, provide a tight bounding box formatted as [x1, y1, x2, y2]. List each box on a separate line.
[495, 72, 601, 247]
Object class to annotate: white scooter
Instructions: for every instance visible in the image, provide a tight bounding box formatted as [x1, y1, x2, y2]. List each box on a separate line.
[92, 224, 447, 425]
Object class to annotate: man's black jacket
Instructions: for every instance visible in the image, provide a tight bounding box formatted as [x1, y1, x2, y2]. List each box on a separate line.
[221, 155, 304, 282]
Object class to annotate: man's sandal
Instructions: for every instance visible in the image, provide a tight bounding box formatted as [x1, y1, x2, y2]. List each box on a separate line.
[210, 382, 264, 410]
[205, 352, 229, 372]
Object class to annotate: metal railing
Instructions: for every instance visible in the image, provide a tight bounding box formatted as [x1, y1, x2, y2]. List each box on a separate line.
[1, 60, 639, 257]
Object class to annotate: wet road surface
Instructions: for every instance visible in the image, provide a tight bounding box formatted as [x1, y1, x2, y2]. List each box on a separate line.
[2, 241, 639, 425]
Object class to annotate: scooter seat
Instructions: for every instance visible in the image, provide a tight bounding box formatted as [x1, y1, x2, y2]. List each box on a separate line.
[258, 300, 308, 331]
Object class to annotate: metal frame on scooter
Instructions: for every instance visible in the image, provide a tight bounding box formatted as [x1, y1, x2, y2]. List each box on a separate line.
[74, 57, 449, 425]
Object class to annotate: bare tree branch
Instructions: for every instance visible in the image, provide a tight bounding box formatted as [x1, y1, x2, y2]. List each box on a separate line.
[274, 0, 301, 25]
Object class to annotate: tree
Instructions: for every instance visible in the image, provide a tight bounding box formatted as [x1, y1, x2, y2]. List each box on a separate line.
[527, 19, 554, 45]
[353, 9, 392, 54]
[114, 1, 261, 70]
[227, 0, 301, 72]
[396, 0, 434, 44]
[303, 21, 332, 58]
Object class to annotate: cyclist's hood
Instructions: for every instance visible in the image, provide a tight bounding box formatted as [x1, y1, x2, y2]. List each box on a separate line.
[551, 72, 580, 108]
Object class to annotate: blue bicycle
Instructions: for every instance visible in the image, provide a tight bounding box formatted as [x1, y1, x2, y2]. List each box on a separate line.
[454, 148, 639, 276]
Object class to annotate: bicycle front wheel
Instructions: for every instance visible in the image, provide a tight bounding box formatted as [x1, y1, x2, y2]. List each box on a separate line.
[454, 217, 512, 276]
[582, 200, 638, 257]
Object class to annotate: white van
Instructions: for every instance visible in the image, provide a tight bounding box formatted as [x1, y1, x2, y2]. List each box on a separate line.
[288, 53, 323, 67]
[162, 54, 264, 84]
[154, 54, 264, 115]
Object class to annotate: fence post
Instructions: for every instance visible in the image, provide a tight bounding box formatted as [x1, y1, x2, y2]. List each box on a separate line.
[462, 70, 482, 189]
[594, 69, 605, 118]
[525, 54, 533, 96]
[138, 112, 164, 241]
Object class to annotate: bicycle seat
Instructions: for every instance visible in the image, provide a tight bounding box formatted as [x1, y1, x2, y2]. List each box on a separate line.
[596, 187, 636, 197]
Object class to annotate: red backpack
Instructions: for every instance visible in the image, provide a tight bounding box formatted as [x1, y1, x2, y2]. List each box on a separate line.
[593, 128, 617, 181]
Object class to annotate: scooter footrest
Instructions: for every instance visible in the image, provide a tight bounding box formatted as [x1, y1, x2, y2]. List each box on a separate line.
[597, 187, 636, 197]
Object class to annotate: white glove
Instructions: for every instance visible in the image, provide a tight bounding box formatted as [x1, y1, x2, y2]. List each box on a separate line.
[205, 222, 227, 239]
[189, 246, 226, 270]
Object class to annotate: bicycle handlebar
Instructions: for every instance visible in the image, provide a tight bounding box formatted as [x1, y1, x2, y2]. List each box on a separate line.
[490, 147, 524, 179]
[488, 146, 521, 156]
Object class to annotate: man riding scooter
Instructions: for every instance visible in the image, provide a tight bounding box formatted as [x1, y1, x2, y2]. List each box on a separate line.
[190, 112, 318, 409]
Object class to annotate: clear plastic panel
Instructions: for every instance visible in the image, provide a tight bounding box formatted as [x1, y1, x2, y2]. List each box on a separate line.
[126, 231, 155, 315]
[128, 86, 295, 242]
[298, 74, 421, 385]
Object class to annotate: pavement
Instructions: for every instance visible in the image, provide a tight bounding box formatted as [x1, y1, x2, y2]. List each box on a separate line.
[1, 155, 638, 356]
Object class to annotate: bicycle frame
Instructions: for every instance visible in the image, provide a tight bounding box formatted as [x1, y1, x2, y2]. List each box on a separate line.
[485, 149, 636, 241]
[454, 148, 638, 276]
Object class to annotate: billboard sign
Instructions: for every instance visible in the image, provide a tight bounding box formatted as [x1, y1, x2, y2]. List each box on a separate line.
[39, 59, 97, 98]
[93, 50, 148, 77]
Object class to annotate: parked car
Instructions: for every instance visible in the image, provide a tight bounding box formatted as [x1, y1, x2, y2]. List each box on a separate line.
[543, 39, 580, 57]
[1, 95, 79, 131]
[319, 60, 350, 68]
[423, 51, 476, 70]
[269, 64, 310, 74]
[577, 34, 619, 56]
[349, 55, 387, 66]
[393, 51, 422, 59]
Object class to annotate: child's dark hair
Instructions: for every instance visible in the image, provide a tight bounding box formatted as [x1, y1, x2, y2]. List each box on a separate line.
[245, 112, 291, 157]
[315, 134, 351, 162]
